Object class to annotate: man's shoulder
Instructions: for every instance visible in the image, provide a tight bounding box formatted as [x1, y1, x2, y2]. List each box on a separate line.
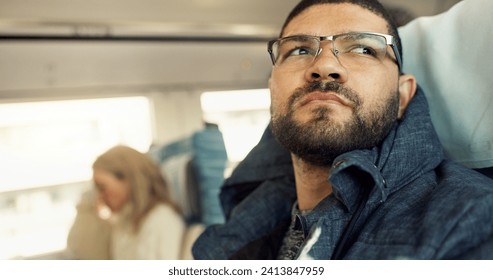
[432, 162, 493, 258]
[355, 161, 493, 259]
[412, 159, 493, 216]
[436, 160, 493, 193]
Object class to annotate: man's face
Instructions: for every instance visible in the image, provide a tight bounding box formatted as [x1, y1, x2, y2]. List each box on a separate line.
[270, 3, 402, 166]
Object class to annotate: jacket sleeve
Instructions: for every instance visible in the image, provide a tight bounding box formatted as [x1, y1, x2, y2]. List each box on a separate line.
[66, 190, 111, 259]
[437, 191, 493, 259]
[455, 234, 493, 259]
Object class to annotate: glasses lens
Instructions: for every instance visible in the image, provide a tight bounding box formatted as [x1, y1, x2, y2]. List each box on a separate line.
[269, 33, 397, 70]
[273, 36, 319, 67]
[335, 33, 388, 62]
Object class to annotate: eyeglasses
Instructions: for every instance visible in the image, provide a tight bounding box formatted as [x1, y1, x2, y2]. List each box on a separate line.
[268, 32, 402, 71]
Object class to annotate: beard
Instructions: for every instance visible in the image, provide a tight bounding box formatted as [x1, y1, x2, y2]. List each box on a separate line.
[271, 81, 399, 166]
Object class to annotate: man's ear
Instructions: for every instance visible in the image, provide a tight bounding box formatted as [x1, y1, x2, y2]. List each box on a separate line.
[397, 74, 417, 119]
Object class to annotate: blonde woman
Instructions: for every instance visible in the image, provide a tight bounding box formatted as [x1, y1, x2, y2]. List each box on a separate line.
[67, 145, 185, 259]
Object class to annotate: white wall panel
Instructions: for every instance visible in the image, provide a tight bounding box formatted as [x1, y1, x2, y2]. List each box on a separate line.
[0, 41, 271, 93]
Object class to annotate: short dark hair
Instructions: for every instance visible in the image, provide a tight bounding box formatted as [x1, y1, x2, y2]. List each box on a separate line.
[280, 0, 403, 68]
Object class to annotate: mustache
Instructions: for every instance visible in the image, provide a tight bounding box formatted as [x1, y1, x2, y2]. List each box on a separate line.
[289, 81, 362, 108]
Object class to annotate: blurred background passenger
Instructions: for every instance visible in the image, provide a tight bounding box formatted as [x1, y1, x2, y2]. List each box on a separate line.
[149, 121, 228, 226]
[66, 145, 185, 259]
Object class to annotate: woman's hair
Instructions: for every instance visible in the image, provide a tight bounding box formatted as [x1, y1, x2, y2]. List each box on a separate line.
[93, 145, 181, 232]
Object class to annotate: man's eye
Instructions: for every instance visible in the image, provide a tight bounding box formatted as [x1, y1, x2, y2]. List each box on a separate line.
[349, 46, 378, 57]
[287, 47, 314, 56]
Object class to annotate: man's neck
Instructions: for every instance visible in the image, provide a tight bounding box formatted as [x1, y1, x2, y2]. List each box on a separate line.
[291, 154, 333, 211]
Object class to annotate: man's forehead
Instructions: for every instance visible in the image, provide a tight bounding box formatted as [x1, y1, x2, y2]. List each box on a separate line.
[282, 3, 389, 37]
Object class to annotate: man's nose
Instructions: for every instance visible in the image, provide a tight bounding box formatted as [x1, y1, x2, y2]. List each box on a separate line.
[305, 47, 348, 83]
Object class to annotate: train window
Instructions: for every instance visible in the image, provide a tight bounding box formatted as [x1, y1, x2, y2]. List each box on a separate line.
[201, 89, 271, 163]
[0, 96, 152, 191]
[0, 96, 152, 259]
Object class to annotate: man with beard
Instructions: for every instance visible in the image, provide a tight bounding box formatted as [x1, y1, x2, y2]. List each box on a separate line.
[192, 0, 493, 260]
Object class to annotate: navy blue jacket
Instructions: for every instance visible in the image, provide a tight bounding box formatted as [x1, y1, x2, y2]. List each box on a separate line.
[192, 87, 493, 259]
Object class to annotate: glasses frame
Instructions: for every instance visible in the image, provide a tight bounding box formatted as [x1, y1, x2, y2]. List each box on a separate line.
[267, 32, 402, 71]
